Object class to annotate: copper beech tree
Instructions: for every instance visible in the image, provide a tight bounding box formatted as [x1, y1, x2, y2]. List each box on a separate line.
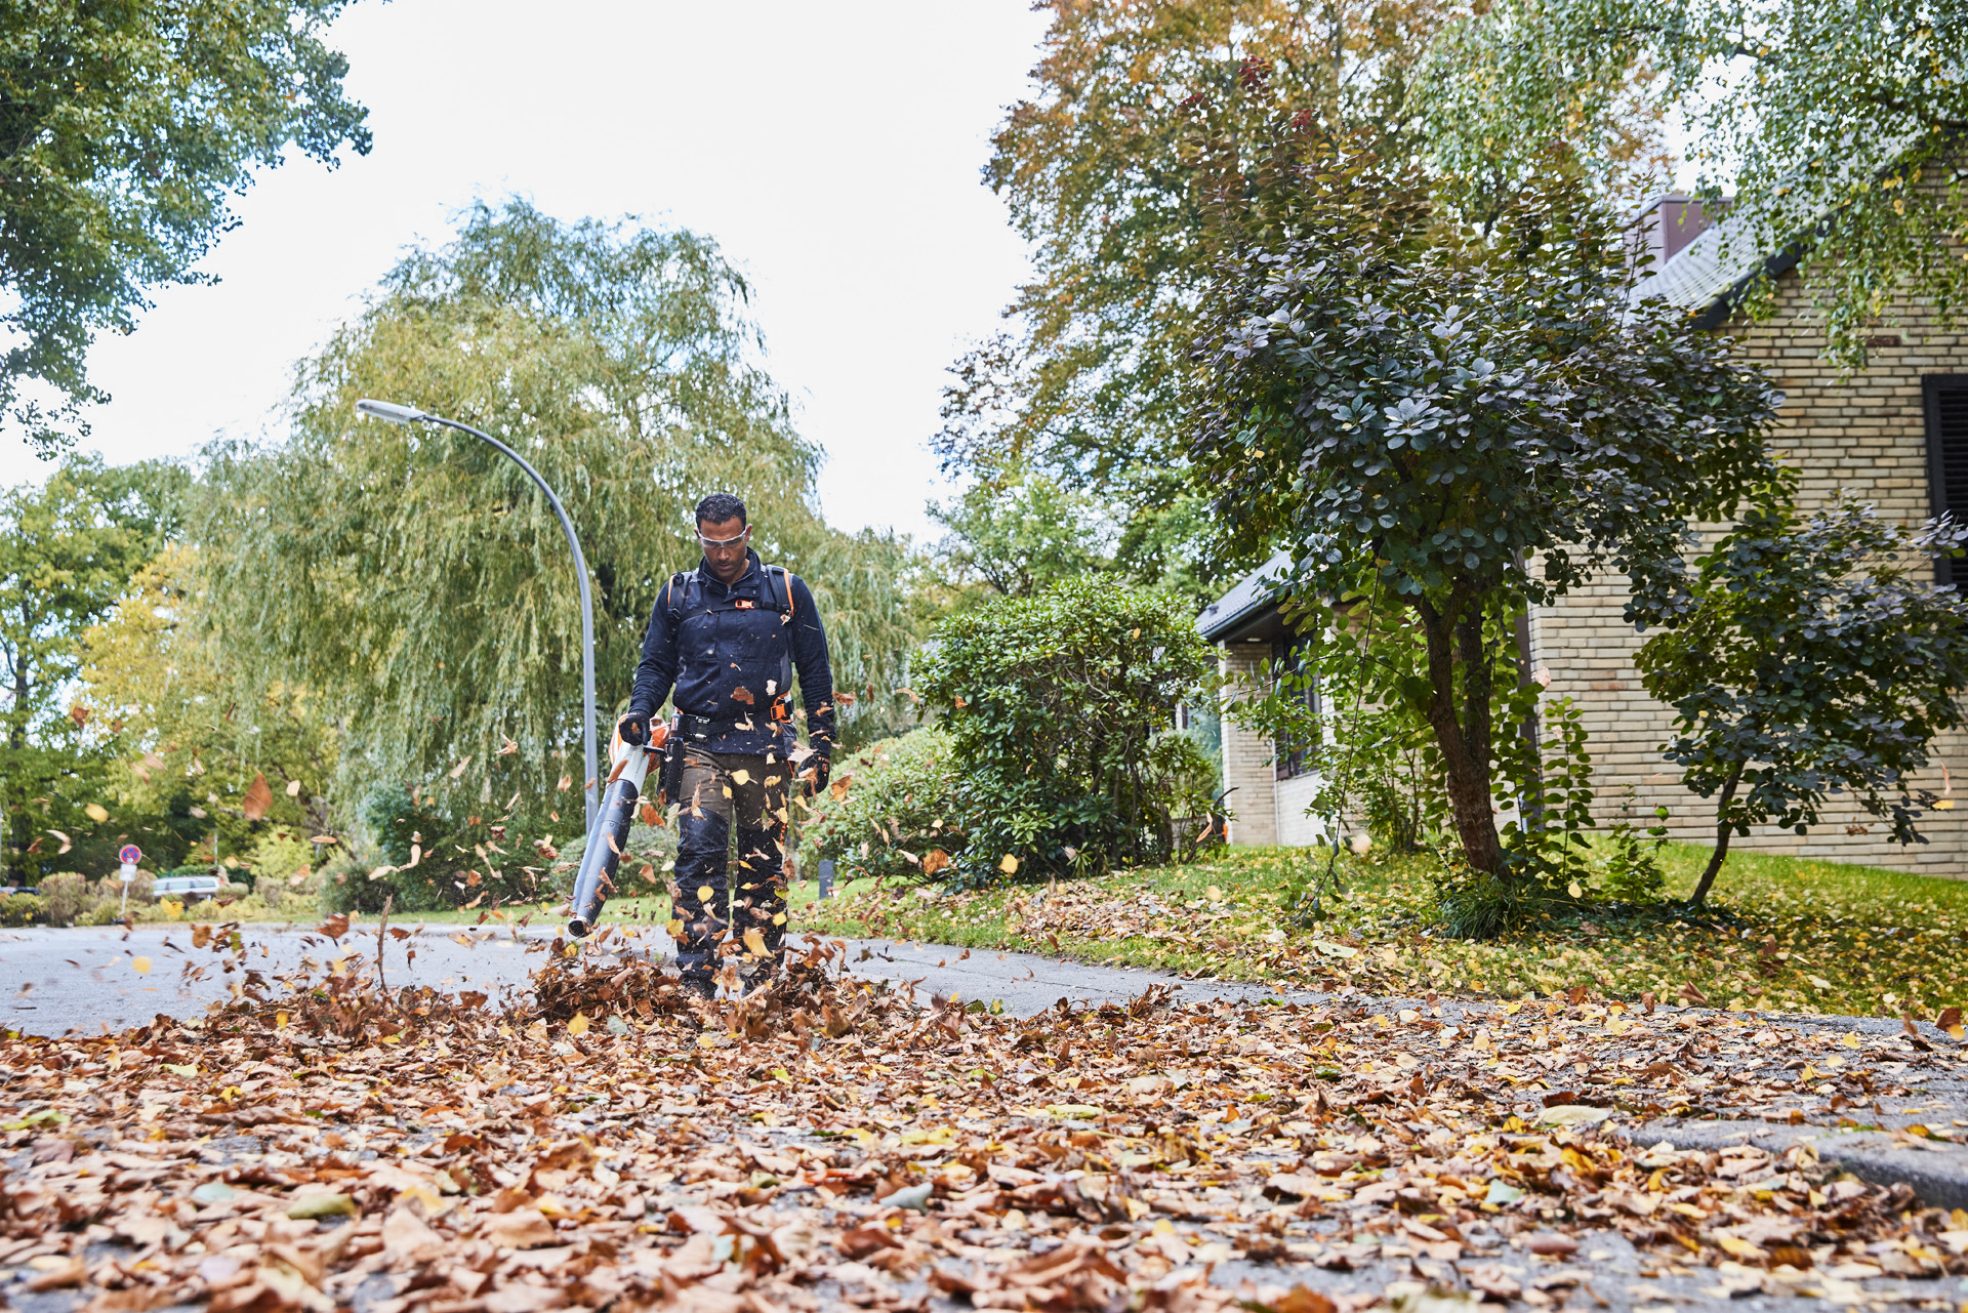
[1190, 149, 1780, 882]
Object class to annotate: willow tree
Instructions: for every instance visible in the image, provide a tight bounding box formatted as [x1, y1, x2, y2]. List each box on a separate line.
[196, 200, 920, 830]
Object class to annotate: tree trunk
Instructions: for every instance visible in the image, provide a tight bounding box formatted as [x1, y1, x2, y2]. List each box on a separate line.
[1689, 761, 1747, 907]
[1512, 602, 1545, 832]
[1416, 596, 1506, 875]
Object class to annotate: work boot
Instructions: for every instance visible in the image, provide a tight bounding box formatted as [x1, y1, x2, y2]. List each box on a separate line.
[678, 971, 715, 1002]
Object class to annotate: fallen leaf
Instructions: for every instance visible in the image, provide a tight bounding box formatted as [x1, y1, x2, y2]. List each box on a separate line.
[286, 1192, 356, 1220]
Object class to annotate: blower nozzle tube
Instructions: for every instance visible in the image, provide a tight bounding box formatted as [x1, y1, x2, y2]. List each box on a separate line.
[568, 744, 650, 937]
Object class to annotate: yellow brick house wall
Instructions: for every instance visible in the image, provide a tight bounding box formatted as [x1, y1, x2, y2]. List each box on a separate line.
[1219, 643, 1282, 846]
[1534, 269, 1968, 875]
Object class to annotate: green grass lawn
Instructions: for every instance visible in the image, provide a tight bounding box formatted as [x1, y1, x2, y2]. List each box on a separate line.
[181, 842, 1966, 1019]
[799, 842, 1968, 1019]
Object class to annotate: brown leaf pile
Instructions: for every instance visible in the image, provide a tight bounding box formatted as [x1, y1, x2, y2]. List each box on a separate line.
[3, 939, 1966, 1312]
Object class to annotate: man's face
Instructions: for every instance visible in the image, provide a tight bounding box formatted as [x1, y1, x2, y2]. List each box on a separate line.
[697, 515, 751, 584]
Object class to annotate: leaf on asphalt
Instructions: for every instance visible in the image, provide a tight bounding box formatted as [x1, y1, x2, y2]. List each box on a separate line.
[285, 1192, 356, 1220]
[1537, 1103, 1614, 1127]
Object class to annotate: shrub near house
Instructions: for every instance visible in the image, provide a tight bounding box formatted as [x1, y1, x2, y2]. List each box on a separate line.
[919, 578, 1212, 884]
[797, 727, 960, 882]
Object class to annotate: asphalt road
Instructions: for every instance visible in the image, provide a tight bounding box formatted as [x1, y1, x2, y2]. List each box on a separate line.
[0, 921, 1300, 1037]
[6, 923, 1968, 1312]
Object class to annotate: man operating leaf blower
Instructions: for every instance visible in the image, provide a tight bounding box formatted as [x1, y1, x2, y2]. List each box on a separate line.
[593, 493, 835, 997]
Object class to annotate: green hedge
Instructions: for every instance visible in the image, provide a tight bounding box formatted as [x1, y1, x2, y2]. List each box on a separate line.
[797, 728, 960, 881]
[919, 578, 1213, 883]
[0, 893, 43, 926]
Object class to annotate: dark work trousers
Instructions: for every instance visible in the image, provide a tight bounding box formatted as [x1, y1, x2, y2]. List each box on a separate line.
[673, 749, 790, 987]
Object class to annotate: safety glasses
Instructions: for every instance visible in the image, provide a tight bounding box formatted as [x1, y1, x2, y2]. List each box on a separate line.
[696, 525, 751, 551]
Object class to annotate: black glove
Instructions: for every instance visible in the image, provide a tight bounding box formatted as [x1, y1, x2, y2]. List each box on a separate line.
[800, 752, 831, 799]
[616, 712, 650, 747]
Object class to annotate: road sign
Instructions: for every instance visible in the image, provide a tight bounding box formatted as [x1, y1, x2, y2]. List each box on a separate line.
[118, 843, 142, 865]
[119, 863, 137, 883]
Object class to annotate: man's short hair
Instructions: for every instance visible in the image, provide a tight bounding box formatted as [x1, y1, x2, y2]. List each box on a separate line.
[695, 493, 747, 528]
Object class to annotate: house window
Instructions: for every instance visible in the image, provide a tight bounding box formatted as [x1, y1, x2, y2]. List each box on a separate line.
[1271, 631, 1320, 781]
[1924, 375, 1968, 588]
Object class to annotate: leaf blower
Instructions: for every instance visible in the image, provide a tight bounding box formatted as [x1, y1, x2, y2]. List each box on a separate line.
[567, 715, 680, 937]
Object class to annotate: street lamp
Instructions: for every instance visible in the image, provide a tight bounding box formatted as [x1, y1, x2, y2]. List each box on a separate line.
[354, 399, 599, 836]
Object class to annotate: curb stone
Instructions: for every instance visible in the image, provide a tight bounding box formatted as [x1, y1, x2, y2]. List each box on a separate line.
[1629, 1117, 1968, 1212]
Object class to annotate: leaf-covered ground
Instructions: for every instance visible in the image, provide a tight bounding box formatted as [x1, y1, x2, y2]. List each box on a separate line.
[3, 927, 1968, 1312]
[801, 846, 1968, 1020]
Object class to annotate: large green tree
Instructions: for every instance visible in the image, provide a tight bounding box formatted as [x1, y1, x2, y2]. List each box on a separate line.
[954, 0, 1667, 590]
[0, 0, 370, 452]
[1190, 149, 1779, 879]
[944, 1, 1459, 585]
[196, 200, 921, 832]
[80, 545, 339, 876]
[1414, 0, 1968, 362]
[0, 455, 185, 877]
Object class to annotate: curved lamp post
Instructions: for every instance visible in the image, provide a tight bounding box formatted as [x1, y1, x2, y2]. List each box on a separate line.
[355, 399, 599, 836]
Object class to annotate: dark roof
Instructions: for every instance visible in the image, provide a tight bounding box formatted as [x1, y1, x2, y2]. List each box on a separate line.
[1629, 205, 1787, 327]
[1630, 133, 1924, 325]
[1197, 550, 1292, 643]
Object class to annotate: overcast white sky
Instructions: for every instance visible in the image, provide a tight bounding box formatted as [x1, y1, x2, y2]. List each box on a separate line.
[0, 0, 1049, 541]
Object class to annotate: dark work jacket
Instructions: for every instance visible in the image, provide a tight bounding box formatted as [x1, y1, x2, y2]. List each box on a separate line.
[627, 549, 836, 758]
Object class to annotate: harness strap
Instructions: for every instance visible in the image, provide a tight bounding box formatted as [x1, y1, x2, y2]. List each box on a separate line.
[667, 565, 796, 623]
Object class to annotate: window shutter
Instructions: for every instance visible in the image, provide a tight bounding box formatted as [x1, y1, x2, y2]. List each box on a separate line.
[1926, 375, 1968, 587]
